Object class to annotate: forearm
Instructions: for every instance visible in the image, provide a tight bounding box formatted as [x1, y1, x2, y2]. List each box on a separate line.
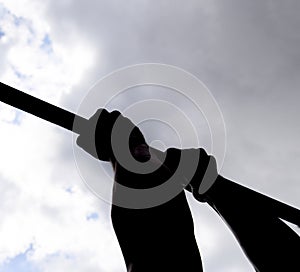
[200, 176, 300, 271]
[110, 146, 204, 271]
[111, 191, 203, 272]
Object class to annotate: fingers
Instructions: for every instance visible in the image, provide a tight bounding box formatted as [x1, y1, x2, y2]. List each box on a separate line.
[76, 108, 146, 162]
[76, 108, 114, 160]
[190, 148, 218, 202]
[76, 113, 98, 158]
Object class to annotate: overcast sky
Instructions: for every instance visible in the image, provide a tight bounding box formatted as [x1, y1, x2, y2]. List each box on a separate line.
[0, 1, 300, 271]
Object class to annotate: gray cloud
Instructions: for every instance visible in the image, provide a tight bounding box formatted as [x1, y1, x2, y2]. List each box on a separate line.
[40, 0, 300, 270]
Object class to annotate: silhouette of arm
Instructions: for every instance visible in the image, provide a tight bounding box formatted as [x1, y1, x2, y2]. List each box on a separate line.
[77, 109, 203, 272]
[180, 148, 300, 271]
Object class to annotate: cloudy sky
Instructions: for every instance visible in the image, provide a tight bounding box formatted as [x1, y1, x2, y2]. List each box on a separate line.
[0, 0, 300, 271]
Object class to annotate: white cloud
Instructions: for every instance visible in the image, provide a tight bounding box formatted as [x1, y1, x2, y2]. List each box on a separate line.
[0, 1, 123, 271]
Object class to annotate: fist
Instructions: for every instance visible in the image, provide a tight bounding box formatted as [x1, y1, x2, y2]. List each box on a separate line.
[76, 109, 148, 162]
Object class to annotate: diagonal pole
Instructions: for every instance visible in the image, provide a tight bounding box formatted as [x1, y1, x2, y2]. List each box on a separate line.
[0, 82, 87, 134]
[0, 81, 300, 227]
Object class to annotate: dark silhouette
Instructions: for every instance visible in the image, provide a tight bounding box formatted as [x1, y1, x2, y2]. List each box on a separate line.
[77, 109, 300, 272]
[204, 177, 300, 271]
[77, 109, 203, 271]
[1, 81, 299, 271]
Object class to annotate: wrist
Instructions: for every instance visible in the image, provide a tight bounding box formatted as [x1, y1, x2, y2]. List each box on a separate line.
[181, 148, 218, 203]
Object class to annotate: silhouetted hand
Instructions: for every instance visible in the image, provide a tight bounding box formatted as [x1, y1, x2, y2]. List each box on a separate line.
[76, 108, 149, 162]
[76, 109, 180, 190]
[181, 148, 218, 202]
[76, 108, 218, 199]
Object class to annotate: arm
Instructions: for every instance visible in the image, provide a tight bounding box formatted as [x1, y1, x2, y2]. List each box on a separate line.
[181, 148, 300, 271]
[77, 109, 203, 272]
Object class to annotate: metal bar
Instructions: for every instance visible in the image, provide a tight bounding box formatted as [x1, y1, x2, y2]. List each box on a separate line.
[0, 82, 86, 134]
[1, 81, 299, 226]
